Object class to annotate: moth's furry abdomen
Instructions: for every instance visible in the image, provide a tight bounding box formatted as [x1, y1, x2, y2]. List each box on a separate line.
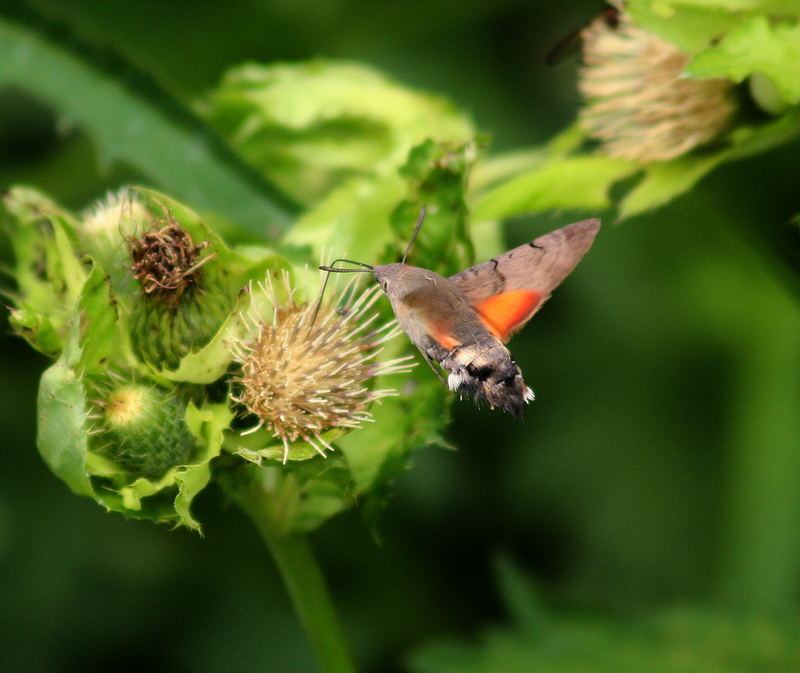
[437, 335, 534, 420]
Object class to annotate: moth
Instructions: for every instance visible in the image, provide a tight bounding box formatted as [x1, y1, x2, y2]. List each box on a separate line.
[321, 214, 601, 419]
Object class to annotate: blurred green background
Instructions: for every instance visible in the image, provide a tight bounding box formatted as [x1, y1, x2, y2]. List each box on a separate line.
[1, 1, 799, 672]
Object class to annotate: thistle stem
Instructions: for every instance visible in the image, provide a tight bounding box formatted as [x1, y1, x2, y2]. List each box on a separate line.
[219, 467, 357, 673]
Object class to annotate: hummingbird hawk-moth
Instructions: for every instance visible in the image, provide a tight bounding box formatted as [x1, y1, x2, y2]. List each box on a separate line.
[321, 215, 601, 419]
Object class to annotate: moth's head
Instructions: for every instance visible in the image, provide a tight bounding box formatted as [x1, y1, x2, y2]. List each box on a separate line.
[373, 263, 406, 297]
[374, 263, 442, 301]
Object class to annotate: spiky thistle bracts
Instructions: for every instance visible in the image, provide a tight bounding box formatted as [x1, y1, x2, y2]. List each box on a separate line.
[230, 274, 414, 462]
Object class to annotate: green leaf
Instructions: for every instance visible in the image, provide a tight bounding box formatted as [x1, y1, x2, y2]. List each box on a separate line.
[35, 261, 125, 498]
[228, 426, 348, 465]
[2, 186, 87, 354]
[619, 111, 800, 217]
[287, 471, 353, 531]
[626, 1, 800, 55]
[7, 306, 61, 357]
[282, 173, 405, 267]
[409, 560, 800, 673]
[0, 5, 297, 238]
[175, 401, 234, 530]
[76, 267, 119, 374]
[620, 155, 726, 219]
[644, 0, 800, 11]
[688, 16, 800, 104]
[36, 320, 94, 498]
[218, 460, 355, 535]
[472, 156, 639, 222]
[338, 373, 450, 497]
[202, 60, 475, 205]
[470, 124, 587, 193]
[390, 139, 477, 274]
[277, 460, 355, 533]
[626, 0, 743, 54]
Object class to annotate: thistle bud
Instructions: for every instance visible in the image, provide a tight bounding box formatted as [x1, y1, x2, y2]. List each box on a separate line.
[91, 381, 195, 478]
[230, 275, 414, 462]
[579, 9, 736, 162]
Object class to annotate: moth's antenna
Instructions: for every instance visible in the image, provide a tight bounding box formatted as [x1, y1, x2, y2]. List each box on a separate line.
[309, 259, 374, 336]
[401, 206, 427, 264]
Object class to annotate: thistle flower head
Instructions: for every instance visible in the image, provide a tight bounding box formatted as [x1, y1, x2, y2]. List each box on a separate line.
[230, 273, 414, 462]
[579, 8, 736, 162]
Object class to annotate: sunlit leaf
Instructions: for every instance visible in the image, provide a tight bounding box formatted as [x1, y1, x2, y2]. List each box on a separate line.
[688, 16, 800, 104]
[619, 111, 800, 217]
[202, 60, 475, 205]
[174, 401, 235, 530]
[472, 155, 639, 222]
[282, 173, 405, 266]
[626, 0, 742, 54]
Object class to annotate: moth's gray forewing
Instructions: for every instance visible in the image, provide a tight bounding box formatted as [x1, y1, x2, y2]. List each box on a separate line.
[448, 218, 601, 305]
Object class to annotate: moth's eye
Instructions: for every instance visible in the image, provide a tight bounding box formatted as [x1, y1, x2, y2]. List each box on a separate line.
[381, 281, 388, 292]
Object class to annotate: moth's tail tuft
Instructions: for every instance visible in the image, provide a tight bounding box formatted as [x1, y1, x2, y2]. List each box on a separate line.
[440, 336, 534, 420]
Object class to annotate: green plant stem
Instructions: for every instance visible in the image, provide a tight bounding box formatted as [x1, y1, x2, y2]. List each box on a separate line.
[219, 467, 357, 673]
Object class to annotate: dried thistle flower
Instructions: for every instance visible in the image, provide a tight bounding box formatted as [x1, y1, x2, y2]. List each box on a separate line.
[230, 274, 414, 462]
[121, 201, 231, 370]
[579, 8, 737, 162]
[128, 205, 213, 309]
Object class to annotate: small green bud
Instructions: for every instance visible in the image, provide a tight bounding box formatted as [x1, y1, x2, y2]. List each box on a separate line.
[94, 383, 195, 478]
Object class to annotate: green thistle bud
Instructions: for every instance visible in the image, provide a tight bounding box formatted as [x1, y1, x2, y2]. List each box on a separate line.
[578, 9, 737, 162]
[91, 382, 195, 478]
[230, 275, 414, 463]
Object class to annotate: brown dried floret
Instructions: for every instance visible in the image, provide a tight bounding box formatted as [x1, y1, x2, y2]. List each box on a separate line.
[128, 208, 213, 308]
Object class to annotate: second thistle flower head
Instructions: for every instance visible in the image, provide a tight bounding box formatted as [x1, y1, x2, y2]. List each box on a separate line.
[578, 6, 737, 162]
[230, 273, 414, 462]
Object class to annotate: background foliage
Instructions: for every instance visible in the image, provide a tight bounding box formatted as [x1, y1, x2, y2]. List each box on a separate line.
[1, 1, 799, 672]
